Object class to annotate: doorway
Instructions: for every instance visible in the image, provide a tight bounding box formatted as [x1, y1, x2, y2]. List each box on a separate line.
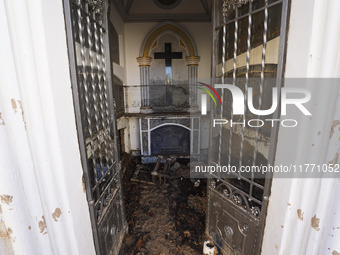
[63, 0, 290, 254]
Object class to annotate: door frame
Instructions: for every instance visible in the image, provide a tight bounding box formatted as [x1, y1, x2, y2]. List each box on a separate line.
[62, 0, 127, 254]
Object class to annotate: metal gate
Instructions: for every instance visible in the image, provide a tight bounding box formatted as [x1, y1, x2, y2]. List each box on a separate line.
[207, 0, 289, 254]
[63, 0, 127, 254]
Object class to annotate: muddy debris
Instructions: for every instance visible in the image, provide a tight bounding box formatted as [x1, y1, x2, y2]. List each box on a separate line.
[119, 158, 206, 255]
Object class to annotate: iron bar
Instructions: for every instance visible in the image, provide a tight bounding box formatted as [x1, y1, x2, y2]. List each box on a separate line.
[227, 6, 238, 167]
[253, 0, 268, 167]
[238, 1, 252, 183]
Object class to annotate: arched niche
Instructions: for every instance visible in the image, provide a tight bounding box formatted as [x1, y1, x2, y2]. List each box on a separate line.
[140, 22, 198, 58]
[137, 22, 200, 111]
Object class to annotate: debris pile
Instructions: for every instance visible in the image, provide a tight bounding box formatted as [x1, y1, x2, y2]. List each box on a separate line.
[119, 157, 206, 255]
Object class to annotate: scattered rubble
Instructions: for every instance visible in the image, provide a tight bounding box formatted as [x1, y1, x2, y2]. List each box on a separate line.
[119, 157, 206, 255]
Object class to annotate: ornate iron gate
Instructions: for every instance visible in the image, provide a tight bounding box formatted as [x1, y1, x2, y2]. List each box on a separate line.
[63, 0, 127, 254]
[207, 0, 289, 254]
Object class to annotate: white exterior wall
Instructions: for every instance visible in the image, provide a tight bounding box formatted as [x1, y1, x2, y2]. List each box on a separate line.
[262, 0, 340, 254]
[110, 3, 127, 84]
[0, 0, 95, 254]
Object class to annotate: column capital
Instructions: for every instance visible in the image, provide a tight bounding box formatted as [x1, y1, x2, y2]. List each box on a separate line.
[186, 56, 200, 66]
[137, 56, 152, 66]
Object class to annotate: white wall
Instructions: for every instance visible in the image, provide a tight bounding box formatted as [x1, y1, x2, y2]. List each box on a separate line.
[110, 3, 127, 84]
[0, 206, 14, 255]
[0, 0, 95, 254]
[262, 0, 340, 254]
[110, 4, 133, 153]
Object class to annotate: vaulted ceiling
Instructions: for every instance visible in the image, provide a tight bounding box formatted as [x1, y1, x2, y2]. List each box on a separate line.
[112, 0, 212, 22]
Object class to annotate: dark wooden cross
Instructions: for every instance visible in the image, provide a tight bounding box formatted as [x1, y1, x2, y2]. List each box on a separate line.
[154, 43, 182, 68]
[154, 43, 182, 104]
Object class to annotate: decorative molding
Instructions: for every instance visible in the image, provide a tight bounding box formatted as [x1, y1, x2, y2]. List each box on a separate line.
[186, 56, 200, 66]
[87, 0, 104, 22]
[137, 56, 152, 66]
[140, 22, 198, 57]
[151, 40, 158, 50]
[222, 0, 253, 16]
[210, 180, 261, 219]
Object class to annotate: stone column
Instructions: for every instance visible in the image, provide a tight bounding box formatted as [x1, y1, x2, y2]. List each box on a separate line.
[137, 56, 152, 112]
[186, 56, 200, 110]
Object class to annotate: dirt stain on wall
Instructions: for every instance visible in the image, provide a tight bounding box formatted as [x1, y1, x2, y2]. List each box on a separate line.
[332, 251, 340, 255]
[329, 153, 339, 165]
[52, 208, 62, 222]
[0, 194, 13, 205]
[38, 216, 47, 234]
[11, 99, 26, 129]
[0, 228, 12, 239]
[0, 113, 5, 125]
[330, 120, 340, 139]
[311, 215, 320, 231]
[297, 209, 304, 221]
[11, 99, 17, 113]
[17, 100, 26, 129]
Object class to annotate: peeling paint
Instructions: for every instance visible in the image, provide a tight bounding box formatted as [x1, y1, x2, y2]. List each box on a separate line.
[0, 227, 12, 239]
[17, 100, 26, 129]
[10, 99, 26, 128]
[311, 215, 320, 231]
[332, 250, 340, 255]
[297, 209, 304, 221]
[11, 99, 17, 113]
[0, 194, 13, 205]
[52, 208, 62, 222]
[287, 203, 291, 206]
[38, 216, 47, 234]
[329, 153, 339, 165]
[330, 120, 340, 139]
[0, 113, 5, 125]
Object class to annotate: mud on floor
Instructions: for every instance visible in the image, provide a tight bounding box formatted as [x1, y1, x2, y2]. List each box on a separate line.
[119, 158, 206, 255]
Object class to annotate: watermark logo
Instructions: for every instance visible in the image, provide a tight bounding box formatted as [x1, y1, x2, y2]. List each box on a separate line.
[197, 83, 312, 128]
[197, 82, 222, 115]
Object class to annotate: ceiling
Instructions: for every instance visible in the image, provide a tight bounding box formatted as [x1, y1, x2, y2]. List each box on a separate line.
[112, 0, 212, 22]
